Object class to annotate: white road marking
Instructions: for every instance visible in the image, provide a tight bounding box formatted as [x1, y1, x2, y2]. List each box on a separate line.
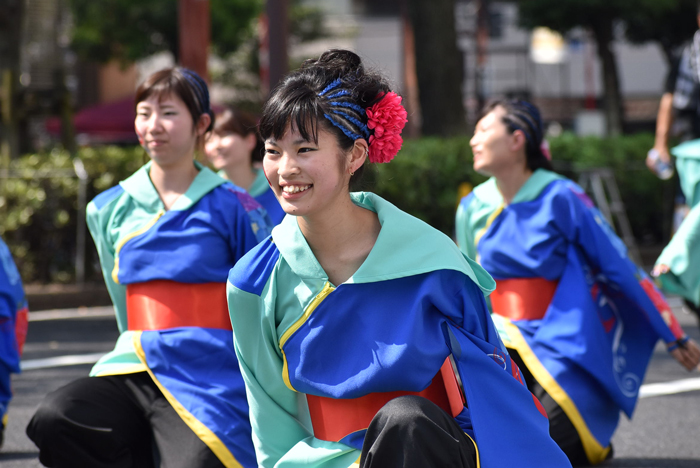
[21, 353, 106, 371]
[28, 306, 115, 321]
[639, 377, 700, 398]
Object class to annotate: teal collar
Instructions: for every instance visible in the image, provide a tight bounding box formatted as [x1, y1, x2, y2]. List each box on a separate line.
[473, 169, 563, 206]
[120, 160, 226, 211]
[272, 192, 494, 292]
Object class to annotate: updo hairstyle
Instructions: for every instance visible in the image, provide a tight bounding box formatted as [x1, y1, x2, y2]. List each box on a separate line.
[259, 49, 390, 183]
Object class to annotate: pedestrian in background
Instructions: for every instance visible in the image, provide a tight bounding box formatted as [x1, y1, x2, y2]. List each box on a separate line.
[26, 67, 270, 468]
[205, 106, 285, 225]
[456, 99, 700, 466]
[0, 237, 28, 450]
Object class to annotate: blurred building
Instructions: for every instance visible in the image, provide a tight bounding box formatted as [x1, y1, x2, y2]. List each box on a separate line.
[299, 0, 669, 134]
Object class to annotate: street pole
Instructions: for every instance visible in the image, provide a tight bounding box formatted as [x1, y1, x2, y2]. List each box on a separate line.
[266, 0, 289, 93]
[178, 0, 210, 81]
[475, 0, 490, 111]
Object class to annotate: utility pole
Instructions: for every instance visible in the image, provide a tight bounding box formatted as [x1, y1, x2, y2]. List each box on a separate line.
[475, 0, 490, 111]
[265, 0, 289, 94]
[178, 0, 210, 81]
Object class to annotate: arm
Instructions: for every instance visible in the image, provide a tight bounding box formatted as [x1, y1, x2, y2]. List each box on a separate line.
[228, 279, 359, 468]
[86, 201, 128, 331]
[555, 185, 699, 368]
[455, 195, 477, 260]
[650, 92, 674, 168]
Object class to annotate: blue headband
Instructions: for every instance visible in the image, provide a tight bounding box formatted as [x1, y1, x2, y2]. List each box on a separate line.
[180, 68, 211, 115]
[317, 78, 370, 140]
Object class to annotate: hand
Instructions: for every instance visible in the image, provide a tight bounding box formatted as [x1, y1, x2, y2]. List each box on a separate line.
[670, 338, 700, 371]
[646, 146, 672, 172]
[651, 264, 670, 277]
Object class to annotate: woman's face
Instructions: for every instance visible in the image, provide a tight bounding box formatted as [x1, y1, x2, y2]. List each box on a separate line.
[135, 92, 203, 168]
[470, 106, 523, 176]
[204, 131, 255, 171]
[263, 125, 351, 218]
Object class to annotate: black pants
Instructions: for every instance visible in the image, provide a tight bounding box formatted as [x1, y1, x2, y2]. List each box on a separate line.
[509, 350, 606, 467]
[359, 395, 477, 468]
[26, 372, 224, 468]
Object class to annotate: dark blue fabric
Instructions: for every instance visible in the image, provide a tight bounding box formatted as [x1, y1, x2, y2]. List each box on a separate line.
[227, 238, 279, 297]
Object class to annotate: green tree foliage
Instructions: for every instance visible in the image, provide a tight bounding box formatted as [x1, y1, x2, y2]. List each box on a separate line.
[69, 0, 264, 63]
[624, 0, 699, 64]
[518, 0, 681, 136]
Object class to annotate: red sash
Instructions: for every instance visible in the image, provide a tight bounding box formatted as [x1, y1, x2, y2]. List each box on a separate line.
[491, 277, 558, 321]
[307, 357, 465, 442]
[126, 280, 231, 330]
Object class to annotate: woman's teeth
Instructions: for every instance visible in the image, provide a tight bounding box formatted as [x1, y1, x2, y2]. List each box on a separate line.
[282, 185, 311, 194]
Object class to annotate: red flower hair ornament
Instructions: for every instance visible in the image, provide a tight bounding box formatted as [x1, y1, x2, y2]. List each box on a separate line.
[365, 92, 408, 163]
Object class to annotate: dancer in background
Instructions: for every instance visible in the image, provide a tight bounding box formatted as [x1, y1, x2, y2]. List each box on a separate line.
[0, 238, 28, 449]
[227, 49, 571, 468]
[205, 107, 285, 225]
[456, 99, 700, 466]
[27, 68, 270, 468]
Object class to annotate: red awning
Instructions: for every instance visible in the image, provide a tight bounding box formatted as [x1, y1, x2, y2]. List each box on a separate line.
[46, 96, 138, 144]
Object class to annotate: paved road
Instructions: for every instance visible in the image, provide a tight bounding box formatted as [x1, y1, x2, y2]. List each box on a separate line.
[2, 302, 700, 467]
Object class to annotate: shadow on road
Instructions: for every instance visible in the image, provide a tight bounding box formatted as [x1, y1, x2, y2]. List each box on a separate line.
[0, 451, 39, 461]
[607, 459, 700, 467]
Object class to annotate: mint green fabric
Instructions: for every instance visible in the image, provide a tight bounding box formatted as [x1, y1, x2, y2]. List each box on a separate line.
[455, 169, 564, 260]
[248, 168, 270, 198]
[88, 161, 225, 377]
[228, 192, 495, 468]
[671, 139, 700, 207]
[656, 201, 700, 306]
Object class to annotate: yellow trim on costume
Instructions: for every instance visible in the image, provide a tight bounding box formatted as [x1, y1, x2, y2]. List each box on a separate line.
[111, 210, 165, 284]
[474, 204, 504, 249]
[465, 432, 480, 468]
[350, 454, 361, 467]
[93, 363, 149, 377]
[501, 320, 611, 465]
[2, 413, 8, 427]
[279, 281, 336, 391]
[131, 332, 243, 468]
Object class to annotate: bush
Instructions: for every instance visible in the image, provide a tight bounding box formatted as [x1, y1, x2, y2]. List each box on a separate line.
[0, 146, 145, 283]
[372, 132, 671, 244]
[0, 133, 672, 284]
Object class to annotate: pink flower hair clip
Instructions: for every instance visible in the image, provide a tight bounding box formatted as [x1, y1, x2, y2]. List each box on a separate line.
[365, 92, 408, 163]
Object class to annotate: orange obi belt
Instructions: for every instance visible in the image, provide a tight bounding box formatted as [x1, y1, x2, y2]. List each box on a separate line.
[126, 280, 231, 331]
[490, 277, 558, 321]
[306, 357, 465, 442]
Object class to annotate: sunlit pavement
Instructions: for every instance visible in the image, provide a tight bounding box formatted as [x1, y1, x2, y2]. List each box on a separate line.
[1, 301, 699, 467]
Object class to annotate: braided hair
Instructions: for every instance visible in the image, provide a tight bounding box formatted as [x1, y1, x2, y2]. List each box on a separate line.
[479, 99, 553, 172]
[259, 49, 390, 182]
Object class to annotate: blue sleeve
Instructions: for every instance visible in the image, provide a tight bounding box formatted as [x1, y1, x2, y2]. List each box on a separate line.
[223, 189, 273, 263]
[553, 183, 685, 345]
[436, 271, 571, 467]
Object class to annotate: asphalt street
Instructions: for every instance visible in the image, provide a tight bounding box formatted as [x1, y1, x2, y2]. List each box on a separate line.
[2, 300, 700, 467]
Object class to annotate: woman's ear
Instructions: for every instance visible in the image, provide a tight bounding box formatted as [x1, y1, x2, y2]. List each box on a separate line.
[195, 114, 212, 137]
[510, 129, 527, 153]
[244, 133, 258, 152]
[348, 139, 369, 174]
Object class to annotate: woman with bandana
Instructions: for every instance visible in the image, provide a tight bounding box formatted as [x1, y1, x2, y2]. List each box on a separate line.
[456, 99, 700, 466]
[27, 68, 270, 468]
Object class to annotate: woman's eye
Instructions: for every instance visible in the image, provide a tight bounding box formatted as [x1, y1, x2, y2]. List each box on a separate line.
[265, 148, 279, 156]
[298, 147, 315, 153]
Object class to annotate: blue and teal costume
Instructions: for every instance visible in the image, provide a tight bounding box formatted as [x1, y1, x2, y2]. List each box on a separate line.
[0, 237, 28, 432]
[219, 168, 285, 226]
[656, 139, 700, 306]
[228, 192, 571, 468]
[87, 161, 271, 467]
[457, 170, 688, 464]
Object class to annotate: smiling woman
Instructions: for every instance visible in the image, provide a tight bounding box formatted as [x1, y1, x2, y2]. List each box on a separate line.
[225, 49, 571, 468]
[26, 68, 272, 468]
